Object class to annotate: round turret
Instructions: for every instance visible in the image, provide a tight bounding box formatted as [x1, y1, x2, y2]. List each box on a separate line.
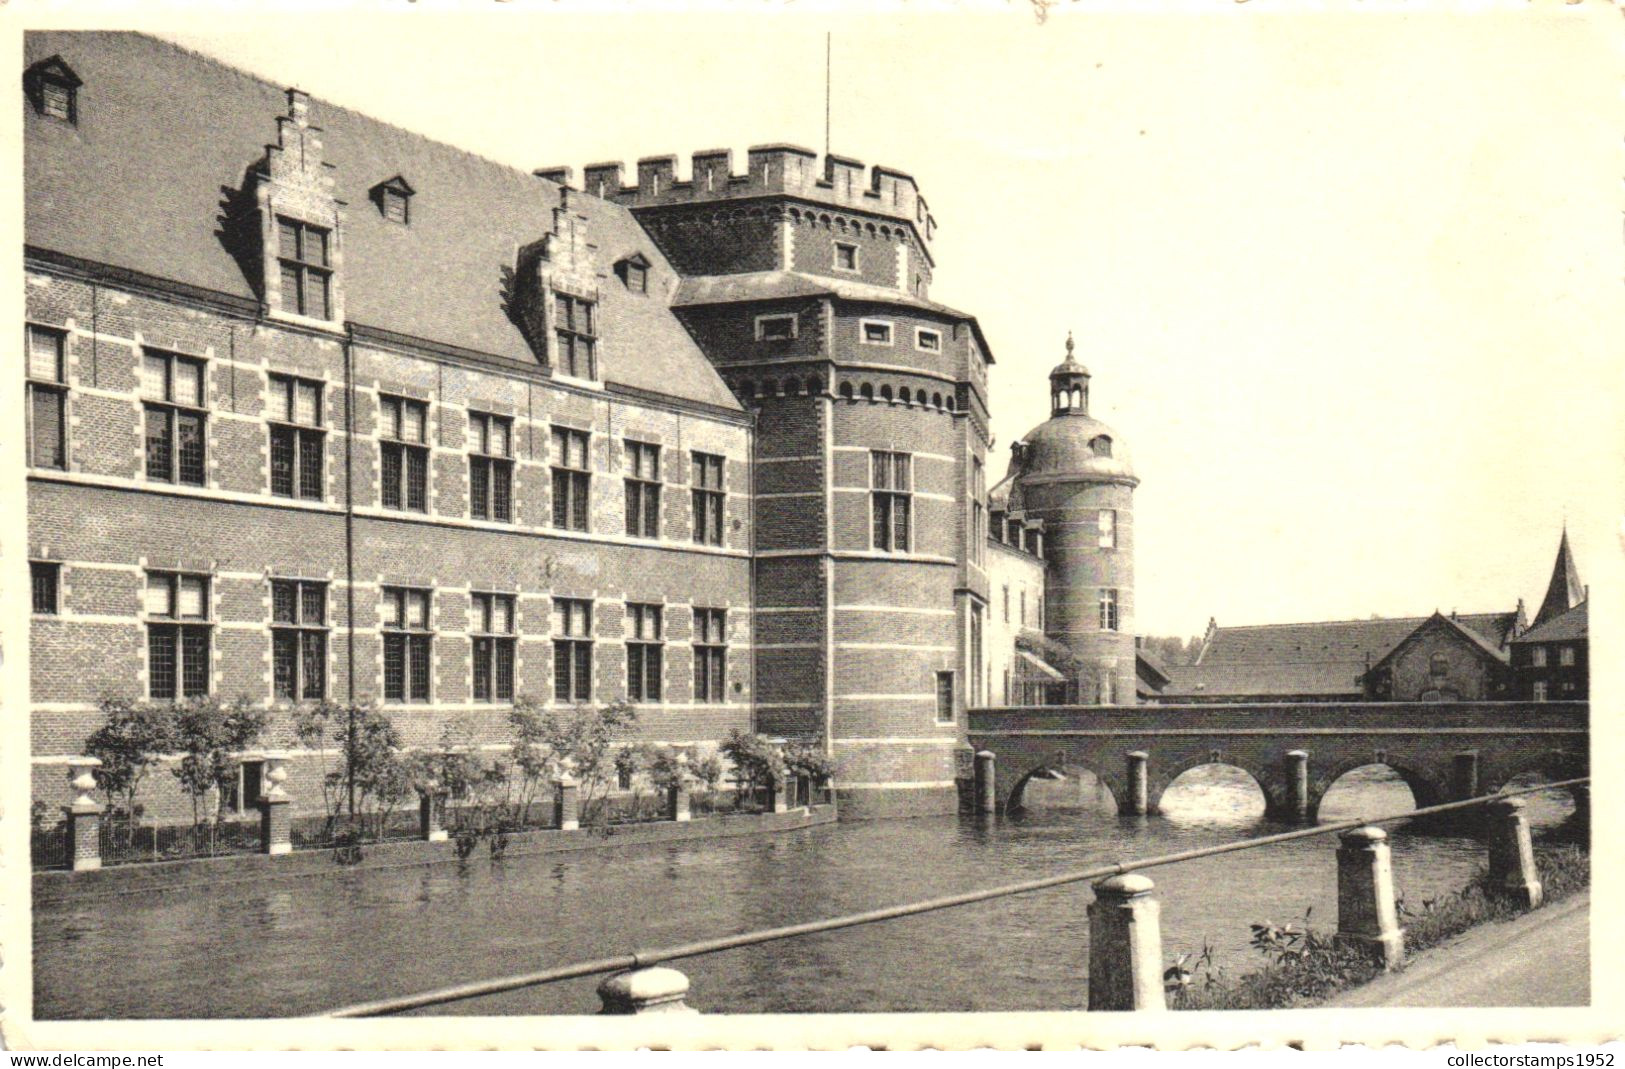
[1011, 334, 1139, 705]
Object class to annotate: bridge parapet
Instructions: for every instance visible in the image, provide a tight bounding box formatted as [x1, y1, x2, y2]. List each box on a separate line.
[965, 701, 1589, 820]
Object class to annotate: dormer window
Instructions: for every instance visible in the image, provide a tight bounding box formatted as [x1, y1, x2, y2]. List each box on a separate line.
[26, 56, 82, 125]
[615, 254, 651, 294]
[276, 217, 332, 320]
[371, 176, 414, 225]
[1092, 435, 1113, 458]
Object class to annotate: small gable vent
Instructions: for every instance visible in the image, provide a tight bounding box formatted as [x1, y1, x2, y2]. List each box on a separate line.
[25, 55, 82, 125]
[371, 175, 415, 225]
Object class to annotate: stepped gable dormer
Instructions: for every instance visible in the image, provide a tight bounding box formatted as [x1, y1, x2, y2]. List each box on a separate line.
[1533, 527, 1584, 628]
[509, 185, 601, 380]
[257, 88, 345, 326]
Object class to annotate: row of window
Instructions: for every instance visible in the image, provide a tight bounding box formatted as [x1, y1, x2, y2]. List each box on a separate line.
[25, 327, 730, 543]
[999, 585, 1045, 630]
[1529, 645, 1577, 668]
[30, 564, 731, 705]
[753, 312, 942, 352]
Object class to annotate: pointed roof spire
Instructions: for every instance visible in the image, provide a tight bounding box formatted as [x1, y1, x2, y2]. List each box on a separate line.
[1532, 527, 1584, 628]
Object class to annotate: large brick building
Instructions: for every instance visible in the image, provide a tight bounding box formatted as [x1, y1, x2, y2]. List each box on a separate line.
[26, 31, 1141, 822]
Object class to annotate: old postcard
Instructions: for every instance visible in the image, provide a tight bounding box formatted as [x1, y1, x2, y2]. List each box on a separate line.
[1, 0, 1620, 1052]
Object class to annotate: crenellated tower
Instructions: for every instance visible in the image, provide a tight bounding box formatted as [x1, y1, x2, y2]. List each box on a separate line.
[542, 147, 993, 817]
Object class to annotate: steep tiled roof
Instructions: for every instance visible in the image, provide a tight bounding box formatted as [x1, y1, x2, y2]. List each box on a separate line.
[1513, 600, 1587, 644]
[1161, 610, 1520, 699]
[1366, 611, 1510, 676]
[1533, 529, 1585, 628]
[23, 31, 740, 413]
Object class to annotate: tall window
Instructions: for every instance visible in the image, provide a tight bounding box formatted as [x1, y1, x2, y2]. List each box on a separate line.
[31, 561, 60, 615]
[1429, 653, 1449, 679]
[693, 608, 727, 703]
[1531, 647, 1548, 668]
[1533, 680, 1548, 702]
[26, 326, 67, 470]
[269, 374, 325, 500]
[276, 217, 332, 320]
[935, 671, 955, 724]
[627, 603, 664, 703]
[551, 427, 591, 531]
[625, 441, 661, 539]
[553, 598, 593, 702]
[380, 396, 429, 511]
[271, 579, 327, 700]
[1559, 646, 1576, 667]
[1020, 589, 1027, 627]
[1099, 588, 1119, 632]
[871, 451, 911, 552]
[970, 606, 984, 706]
[1002, 586, 1010, 623]
[468, 412, 513, 522]
[553, 293, 597, 378]
[971, 458, 986, 566]
[1098, 509, 1117, 549]
[471, 592, 516, 702]
[382, 587, 432, 702]
[691, 452, 725, 545]
[146, 572, 210, 699]
[141, 349, 207, 486]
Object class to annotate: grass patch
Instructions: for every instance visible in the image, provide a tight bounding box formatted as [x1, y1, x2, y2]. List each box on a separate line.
[1167, 840, 1589, 1011]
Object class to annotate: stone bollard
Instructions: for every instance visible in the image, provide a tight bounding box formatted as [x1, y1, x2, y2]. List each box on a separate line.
[418, 785, 448, 842]
[1285, 750, 1310, 823]
[257, 751, 293, 856]
[1124, 751, 1149, 816]
[597, 966, 698, 1015]
[1087, 874, 1166, 1011]
[1334, 826, 1404, 970]
[63, 757, 104, 872]
[1486, 797, 1543, 910]
[974, 750, 997, 815]
[554, 774, 580, 831]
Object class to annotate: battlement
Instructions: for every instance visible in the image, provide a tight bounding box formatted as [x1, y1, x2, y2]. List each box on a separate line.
[536, 146, 935, 242]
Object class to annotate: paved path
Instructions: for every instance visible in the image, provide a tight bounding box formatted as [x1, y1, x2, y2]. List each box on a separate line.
[1330, 891, 1589, 1008]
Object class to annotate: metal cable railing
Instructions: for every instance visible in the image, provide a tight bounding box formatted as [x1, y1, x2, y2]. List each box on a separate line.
[323, 776, 1588, 1017]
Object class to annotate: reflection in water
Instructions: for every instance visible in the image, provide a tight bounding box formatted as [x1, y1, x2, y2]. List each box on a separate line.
[34, 766, 1572, 1018]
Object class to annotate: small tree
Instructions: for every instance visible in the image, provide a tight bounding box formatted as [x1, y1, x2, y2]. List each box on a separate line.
[720, 731, 785, 809]
[84, 697, 176, 845]
[536, 700, 637, 825]
[291, 700, 347, 835]
[168, 696, 269, 846]
[691, 751, 725, 813]
[508, 698, 551, 825]
[347, 704, 410, 839]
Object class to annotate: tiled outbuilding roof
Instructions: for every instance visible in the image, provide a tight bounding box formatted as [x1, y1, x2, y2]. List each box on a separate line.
[1512, 600, 1587, 644]
[23, 31, 741, 413]
[1160, 610, 1521, 699]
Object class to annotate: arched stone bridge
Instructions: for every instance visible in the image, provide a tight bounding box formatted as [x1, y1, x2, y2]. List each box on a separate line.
[964, 702, 1588, 822]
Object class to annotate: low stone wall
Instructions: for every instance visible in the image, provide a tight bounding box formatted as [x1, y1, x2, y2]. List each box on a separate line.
[34, 804, 837, 904]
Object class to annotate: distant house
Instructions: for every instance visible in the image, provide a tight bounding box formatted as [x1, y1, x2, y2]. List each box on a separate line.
[1360, 611, 1513, 702]
[1510, 531, 1588, 701]
[1154, 609, 1524, 704]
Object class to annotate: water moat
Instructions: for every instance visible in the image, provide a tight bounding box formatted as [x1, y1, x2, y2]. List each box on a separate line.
[33, 766, 1576, 1018]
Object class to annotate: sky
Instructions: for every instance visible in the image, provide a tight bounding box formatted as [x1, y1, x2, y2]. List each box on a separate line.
[80, 8, 1622, 636]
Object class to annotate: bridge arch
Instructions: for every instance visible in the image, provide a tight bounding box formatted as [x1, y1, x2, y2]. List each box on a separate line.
[1478, 747, 1586, 797]
[1006, 754, 1123, 816]
[1148, 753, 1291, 822]
[1311, 755, 1449, 823]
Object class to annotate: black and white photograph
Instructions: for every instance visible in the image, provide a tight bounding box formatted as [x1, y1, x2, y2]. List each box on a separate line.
[3, 3, 1619, 1052]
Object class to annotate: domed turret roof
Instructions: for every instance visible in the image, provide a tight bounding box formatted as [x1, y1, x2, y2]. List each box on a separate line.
[1012, 333, 1137, 485]
[1019, 413, 1136, 483]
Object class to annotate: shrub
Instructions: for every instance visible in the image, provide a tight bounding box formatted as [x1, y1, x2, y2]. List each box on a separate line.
[84, 697, 176, 845]
[720, 731, 784, 807]
[168, 696, 268, 840]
